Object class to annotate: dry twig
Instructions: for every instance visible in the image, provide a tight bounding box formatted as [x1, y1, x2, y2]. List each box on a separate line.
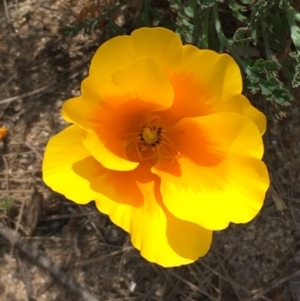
[0, 222, 100, 301]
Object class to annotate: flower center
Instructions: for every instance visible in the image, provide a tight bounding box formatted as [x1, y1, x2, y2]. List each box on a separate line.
[140, 126, 162, 146]
[121, 121, 183, 164]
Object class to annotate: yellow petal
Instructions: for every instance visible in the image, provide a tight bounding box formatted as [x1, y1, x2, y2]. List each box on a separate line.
[111, 57, 174, 109]
[180, 45, 242, 100]
[195, 112, 264, 159]
[43, 125, 212, 267]
[64, 57, 174, 126]
[89, 35, 135, 77]
[92, 164, 212, 267]
[166, 112, 264, 163]
[62, 58, 174, 170]
[163, 71, 213, 123]
[154, 154, 269, 230]
[82, 128, 139, 171]
[62, 85, 140, 171]
[130, 27, 182, 71]
[212, 94, 266, 135]
[42, 124, 105, 204]
[159, 52, 242, 123]
[62, 78, 123, 128]
[82, 27, 253, 130]
[152, 113, 269, 230]
[88, 28, 248, 127]
[89, 27, 182, 78]
[163, 46, 243, 121]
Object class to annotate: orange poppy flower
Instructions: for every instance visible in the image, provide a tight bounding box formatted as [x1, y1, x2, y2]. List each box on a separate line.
[43, 27, 269, 267]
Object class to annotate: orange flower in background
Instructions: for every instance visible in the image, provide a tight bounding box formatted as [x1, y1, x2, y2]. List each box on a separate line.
[0, 127, 8, 140]
[43, 27, 269, 267]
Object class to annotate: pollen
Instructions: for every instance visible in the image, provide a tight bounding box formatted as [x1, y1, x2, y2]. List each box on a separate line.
[136, 125, 182, 163]
[139, 126, 162, 146]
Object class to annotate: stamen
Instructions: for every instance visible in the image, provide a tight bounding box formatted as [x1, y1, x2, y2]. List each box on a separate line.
[120, 121, 183, 164]
[142, 126, 162, 145]
[158, 129, 184, 163]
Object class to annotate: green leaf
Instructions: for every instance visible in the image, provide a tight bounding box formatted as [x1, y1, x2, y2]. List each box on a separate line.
[258, 77, 281, 95]
[229, 27, 251, 46]
[228, 0, 247, 22]
[249, 59, 280, 74]
[290, 51, 300, 87]
[198, 0, 216, 8]
[246, 58, 293, 111]
[272, 87, 293, 104]
[184, 6, 194, 18]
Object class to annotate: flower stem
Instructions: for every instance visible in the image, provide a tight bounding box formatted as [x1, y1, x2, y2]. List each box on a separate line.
[200, 8, 210, 49]
[261, 21, 272, 60]
[212, 3, 225, 52]
[212, 3, 252, 77]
